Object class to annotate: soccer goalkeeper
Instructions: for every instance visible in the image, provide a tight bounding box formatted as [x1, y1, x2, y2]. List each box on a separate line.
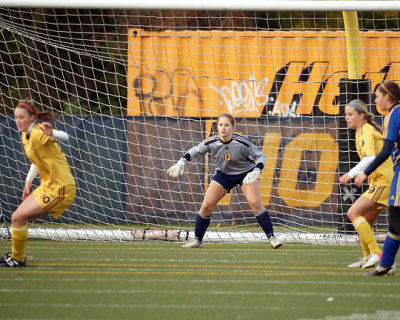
[167, 113, 282, 249]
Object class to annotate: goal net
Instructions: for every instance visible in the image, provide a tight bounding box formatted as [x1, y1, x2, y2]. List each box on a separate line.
[0, 3, 398, 244]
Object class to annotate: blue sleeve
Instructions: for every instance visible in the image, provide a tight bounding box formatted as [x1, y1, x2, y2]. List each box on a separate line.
[386, 108, 400, 141]
[364, 139, 394, 176]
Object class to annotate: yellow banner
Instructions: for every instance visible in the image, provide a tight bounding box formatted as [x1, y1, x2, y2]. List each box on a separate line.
[127, 29, 400, 117]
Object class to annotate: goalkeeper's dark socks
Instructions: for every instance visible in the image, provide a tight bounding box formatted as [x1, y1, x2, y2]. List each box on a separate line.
[255, 208, 274, 239]
[194, 213, 211, 242]
[381, 232, 400, 267]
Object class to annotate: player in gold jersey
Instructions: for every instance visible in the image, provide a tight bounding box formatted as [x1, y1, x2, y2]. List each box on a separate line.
[0, 100, 75, 267]
[339, 100, 393, 269]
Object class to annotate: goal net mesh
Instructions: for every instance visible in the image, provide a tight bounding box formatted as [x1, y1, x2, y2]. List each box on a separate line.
[0, 8, 398, 243]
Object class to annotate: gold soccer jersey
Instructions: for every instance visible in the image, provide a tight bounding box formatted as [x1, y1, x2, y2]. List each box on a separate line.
[356, 123, 393, 186]
[22, 123, 75, 188]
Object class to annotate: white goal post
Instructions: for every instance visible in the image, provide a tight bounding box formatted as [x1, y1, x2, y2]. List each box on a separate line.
[0, 1, 398, 244]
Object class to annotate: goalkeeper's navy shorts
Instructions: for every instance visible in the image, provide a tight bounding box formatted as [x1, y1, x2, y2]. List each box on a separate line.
[212, 168, 253, 192]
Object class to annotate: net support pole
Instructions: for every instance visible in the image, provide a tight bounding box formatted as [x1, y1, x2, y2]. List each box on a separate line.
[337, 11, 371, 233]
[343, 11, 363, 80]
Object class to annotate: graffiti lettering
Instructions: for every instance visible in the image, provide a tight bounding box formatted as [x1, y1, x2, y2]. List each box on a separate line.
[133, 68, 203, 117]
[128, 62, 397, 117]
[209, 74, 269, 115]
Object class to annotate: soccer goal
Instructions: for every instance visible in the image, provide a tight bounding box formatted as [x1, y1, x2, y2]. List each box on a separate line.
[0, 1, 399, 244]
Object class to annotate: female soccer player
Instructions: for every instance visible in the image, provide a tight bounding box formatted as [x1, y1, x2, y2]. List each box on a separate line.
[339, 100, 393, 269]
[167, 113, 282, 249]
[355, 81, 400, 276]
[0, 100, 76, 267]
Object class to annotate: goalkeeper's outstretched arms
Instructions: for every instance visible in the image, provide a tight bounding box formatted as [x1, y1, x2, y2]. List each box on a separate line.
[167, 141, 210, 178]
[242, 139, 265, 185]
[167, 157, 187, 178]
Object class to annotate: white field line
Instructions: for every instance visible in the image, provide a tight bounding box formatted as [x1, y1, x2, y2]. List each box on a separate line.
[0, 302, 375, 312]
[300, 310, 400, 320]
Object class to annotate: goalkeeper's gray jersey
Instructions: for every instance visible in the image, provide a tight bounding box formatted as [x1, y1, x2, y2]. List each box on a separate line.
[187, 134, 266, 175]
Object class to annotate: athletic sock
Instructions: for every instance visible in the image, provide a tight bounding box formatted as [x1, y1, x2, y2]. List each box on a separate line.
[11, 224, 28, 262]
[194, 213, 211, 242]
[353, 216, 380, 256]
[255, 208, 274, 239]
[381, 232, 400, 267]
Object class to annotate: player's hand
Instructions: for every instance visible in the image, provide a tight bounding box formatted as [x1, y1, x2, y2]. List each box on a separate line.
[354, 172, 367, 188]
[42, 122, 53, 137]
[167, 158, 186, 178]
[243, 168, 261, 185]
[339, 173, 351, 185]
[22, 181, 32, 200]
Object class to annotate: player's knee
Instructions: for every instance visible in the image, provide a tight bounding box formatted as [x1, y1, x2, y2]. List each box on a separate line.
[346, 207, 358, 222]
[249, 201, 263, 213]
[200, 203, 214, 216]
[11, 212, 25, 226]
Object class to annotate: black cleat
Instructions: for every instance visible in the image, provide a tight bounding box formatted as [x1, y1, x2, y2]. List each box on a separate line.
[0, 255, 26, 268]
[365, 265, 396, 277]
[0, 252, 11, 263]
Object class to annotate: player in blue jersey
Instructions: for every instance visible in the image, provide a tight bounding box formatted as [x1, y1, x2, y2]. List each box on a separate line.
[167, 113, 282, 249]
[355, 81, 400, 276]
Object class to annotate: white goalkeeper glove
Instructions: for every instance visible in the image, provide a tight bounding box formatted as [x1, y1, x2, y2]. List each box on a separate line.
[167, 158, 187, 178]
[243, 168, 261, 185]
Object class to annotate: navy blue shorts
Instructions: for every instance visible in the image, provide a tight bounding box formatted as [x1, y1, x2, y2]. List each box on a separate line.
[212, 169, 253, 192]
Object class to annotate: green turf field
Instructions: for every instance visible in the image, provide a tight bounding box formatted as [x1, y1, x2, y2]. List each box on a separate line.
[1, 240, 400, 320]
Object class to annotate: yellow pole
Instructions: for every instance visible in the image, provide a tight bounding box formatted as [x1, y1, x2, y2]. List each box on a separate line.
[343, 11, 363, 80]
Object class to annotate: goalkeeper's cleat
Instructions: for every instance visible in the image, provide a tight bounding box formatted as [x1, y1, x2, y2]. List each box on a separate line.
[347, 257, 368, 268]
[269, 236, 282, 249]
[365, 265, 396, 277]
[0, 252, 11, 263]
[182, 238, 203, 249]
[362, 253, 381, 269]
[0, 255, 26, 268]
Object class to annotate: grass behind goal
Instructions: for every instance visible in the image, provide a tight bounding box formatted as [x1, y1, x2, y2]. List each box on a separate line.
[0, 241, 399, 320]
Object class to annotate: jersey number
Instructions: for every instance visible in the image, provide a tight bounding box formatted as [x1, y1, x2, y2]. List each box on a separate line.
[224, 153, 231, 161]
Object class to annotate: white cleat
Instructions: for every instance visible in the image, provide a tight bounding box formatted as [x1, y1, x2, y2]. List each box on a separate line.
[269, 236, 282, 249]
[348, 257, 368, 268]
[362, 253, 381, 269]
[182, 238, 203, 249]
